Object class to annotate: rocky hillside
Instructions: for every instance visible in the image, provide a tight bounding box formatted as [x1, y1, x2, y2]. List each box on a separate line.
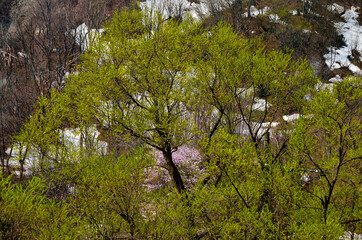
[1, 0, 361, 175]
[0, 2, 361, 239]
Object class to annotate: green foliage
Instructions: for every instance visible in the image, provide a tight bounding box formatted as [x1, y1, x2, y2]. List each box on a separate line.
[0, 174, 83, 239]
[3, 6, 361, 240]
[288, 77, 362, 237]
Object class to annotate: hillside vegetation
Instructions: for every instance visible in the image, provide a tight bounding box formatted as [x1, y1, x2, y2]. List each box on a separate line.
[0, 1, 361, 239]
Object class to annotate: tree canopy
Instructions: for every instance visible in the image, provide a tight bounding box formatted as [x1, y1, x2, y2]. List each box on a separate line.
[1, 7, 361, 239]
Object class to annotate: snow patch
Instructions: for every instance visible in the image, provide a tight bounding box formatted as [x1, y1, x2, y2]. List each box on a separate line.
[241, 6, 286, 24]
[140, 1, 285, 25]
[283, 114, 300, 122]
[252, 98, 271, 111]
[329, 75, 343, 83]
[17, 52, 27, 58]
[243, 5, 269, 18]
[140, 0, 212, 20]
[340, 232, 362, 240]
[324, 6, 362, 76]
[69, 23, 104, 52]
[0, 78, 6, 88]
[327, 3, 345, 15]
[289, 10, 298, 16]
[315, 81, 334, 91]
[235, 121, 279, 139]
[5, 126, 107, 177]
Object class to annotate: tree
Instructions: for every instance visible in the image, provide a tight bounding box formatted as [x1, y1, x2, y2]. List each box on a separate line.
[14, 5, 315, 196]
[62, 8, 208, 195]
[287, 77, 362, 238]
[193, 21, 316, 169]
[0, 49, 39, 176]
[8, 0, 83, 94]
[8, 6, 360, 239]
[1, 0, 131, 174]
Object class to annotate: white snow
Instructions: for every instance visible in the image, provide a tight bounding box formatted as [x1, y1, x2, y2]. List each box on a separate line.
[349, 63, 362, 76]
[283, 114, 300, 122]
[236, 88, 271, 111]
[72, 23, 89, 52]
[268, 13, 286, 25]
[5, 125, 107, 177]
[261, 122, 280, 128]
[5, 145, 36, 177]
[236, 87, 254, 97]
[241, 5, 286, 24]
[304, 94, 312, 101]
[0, 78, 6, 88]
[69, 23, 104, 52]
[315, 81, 334, 91]
[324, 6, 362, 76]
[329, 75, 343, 83]
[140, 1, 285, 25]
[61, 126, 108, 153]
[327, 3, 345, 15]
[340, 232, 362, 240]
[140, 0, 213, 20]
[243, 5, 270, 18]
[289, 10, 298, 16]
[64, 71, 70, 78]
[300, 172, 310, 183]
[252, 98, 271, 111]
[235, 121, 279, 138]
[17, 52, 27, 58]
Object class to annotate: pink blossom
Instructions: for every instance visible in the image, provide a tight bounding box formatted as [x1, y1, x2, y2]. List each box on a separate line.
[144, 146, 205, 191]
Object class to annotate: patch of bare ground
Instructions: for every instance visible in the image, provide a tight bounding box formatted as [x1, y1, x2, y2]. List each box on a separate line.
[351, 49, 362, 69]
[332, 67, 352, 79]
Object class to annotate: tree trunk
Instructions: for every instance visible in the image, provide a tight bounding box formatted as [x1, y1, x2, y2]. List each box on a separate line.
[162, 146, 186, 194]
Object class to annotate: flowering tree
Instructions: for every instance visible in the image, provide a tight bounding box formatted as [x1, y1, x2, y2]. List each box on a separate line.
[3, 5, 361, 239]
[65, 9, 207, 194]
